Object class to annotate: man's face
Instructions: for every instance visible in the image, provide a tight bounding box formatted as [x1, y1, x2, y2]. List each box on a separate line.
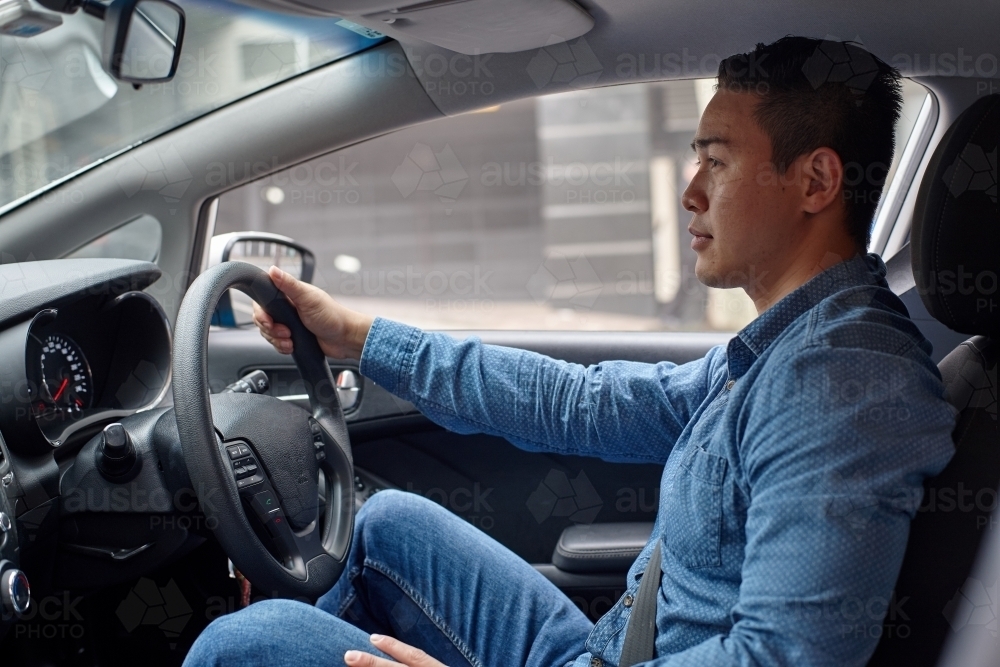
[681, 90, 807, 292]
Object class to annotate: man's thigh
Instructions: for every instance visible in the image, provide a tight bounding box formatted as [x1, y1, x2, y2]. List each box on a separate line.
[318, 490, 593, 667]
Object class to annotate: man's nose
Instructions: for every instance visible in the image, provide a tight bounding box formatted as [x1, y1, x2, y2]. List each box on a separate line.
[681, 174, 706, 214]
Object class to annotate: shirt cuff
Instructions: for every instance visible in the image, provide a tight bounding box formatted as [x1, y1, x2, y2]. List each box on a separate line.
[358, 317, 423, 396]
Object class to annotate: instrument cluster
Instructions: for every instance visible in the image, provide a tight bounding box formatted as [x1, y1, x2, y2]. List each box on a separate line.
[0, 290, 171, 452]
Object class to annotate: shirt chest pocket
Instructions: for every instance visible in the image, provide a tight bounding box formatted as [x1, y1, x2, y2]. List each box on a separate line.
[663, 445, 728, 568]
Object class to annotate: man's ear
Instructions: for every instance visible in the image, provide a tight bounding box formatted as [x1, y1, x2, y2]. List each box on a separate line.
[800, 147, 844, 214]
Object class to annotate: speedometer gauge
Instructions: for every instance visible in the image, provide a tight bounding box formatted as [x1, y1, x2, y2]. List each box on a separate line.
[34, 334, 93, 419]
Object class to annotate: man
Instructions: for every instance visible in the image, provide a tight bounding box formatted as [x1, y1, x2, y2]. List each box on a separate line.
[185, 37, 956, 667]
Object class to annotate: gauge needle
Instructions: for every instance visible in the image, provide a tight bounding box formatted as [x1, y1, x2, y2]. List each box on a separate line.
[53, 378, 69, 402]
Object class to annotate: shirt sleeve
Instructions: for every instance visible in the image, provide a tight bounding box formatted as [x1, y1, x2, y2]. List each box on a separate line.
[358, 317, 722, 464]
[643, 345, 956, 667]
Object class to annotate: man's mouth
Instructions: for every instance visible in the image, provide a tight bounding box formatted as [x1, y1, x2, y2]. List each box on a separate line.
[688, 225, 713, 250]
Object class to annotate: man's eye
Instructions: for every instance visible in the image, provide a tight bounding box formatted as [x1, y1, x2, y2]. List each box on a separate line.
[708, 157, 722, 168]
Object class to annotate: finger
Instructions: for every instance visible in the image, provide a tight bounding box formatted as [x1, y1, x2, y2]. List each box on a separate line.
[343, 650, 400, 667]
[260, 331, 293, 354]
[254, 316, 290, 339]
[252, 302, 273, 328]
[265, 322, 293, 339]
[253, 298, 294, 339]
[369, 635, 447, 667]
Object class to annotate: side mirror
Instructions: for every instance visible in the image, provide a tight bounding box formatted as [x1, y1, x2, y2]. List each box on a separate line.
[207, 232, 316, 327]
[103, 0, 184, 83]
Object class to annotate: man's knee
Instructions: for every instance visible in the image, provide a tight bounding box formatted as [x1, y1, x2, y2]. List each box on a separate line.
[355, 489, 461, 553]
[187, 600, 308, 664]
[357, 489, 449, 530]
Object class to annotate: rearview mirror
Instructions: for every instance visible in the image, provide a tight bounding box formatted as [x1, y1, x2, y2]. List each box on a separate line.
[103, 0, 184, 83]
[207, 232, 316, 327]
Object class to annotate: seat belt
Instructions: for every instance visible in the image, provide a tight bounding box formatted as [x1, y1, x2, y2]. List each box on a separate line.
[619, 541, 662, 667]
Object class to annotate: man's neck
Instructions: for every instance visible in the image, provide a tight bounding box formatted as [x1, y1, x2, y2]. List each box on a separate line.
[748, 236, 861, 315]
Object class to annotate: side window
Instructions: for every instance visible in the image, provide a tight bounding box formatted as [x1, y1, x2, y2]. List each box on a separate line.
[215, 79, 926, 332]
[66, 215, 162, 262]
[870, 79, 935, 255]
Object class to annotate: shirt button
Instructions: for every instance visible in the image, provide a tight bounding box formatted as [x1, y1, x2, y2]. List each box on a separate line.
[590, 659, 603, 667]
[726, 379, 736, 390]
[623, 594, 634, 608]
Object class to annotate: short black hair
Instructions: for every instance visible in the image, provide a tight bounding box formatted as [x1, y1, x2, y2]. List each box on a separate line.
[717, 36, 903, 249]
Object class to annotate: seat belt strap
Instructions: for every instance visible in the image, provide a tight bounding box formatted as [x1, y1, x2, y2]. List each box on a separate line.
[618, 541, 662, 667]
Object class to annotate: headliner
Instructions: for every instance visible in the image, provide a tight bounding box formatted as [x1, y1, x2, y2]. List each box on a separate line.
[238, 0, 1000, 115]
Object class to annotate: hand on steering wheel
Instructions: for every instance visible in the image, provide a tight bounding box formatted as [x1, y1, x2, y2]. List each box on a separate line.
[252, 266, 373, 360]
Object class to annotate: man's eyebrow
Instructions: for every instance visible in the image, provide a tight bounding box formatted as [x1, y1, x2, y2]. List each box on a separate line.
[690, 136, 731, 151]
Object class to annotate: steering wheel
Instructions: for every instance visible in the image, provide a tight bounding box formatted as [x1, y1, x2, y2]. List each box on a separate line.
[172, 261, 354, 600]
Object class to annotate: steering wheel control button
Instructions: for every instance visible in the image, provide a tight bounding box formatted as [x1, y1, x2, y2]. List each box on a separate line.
[310, 421, 327, 461]
[1, 568, 30, 615]
[226, 444, 251, 460]
[265, 511, 288, 538]
[236, 474, 264, 489]
[0, 512, 10, 532]
[251, 490, 278, 516]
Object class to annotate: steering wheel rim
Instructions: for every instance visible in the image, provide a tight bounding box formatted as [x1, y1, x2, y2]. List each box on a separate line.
[172, 261, 354, 600]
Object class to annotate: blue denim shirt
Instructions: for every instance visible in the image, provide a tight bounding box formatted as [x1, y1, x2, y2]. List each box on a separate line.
[359, 253, 956, 667]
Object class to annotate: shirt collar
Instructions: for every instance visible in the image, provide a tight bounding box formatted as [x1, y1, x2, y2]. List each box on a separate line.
[725, 253, 888, 379]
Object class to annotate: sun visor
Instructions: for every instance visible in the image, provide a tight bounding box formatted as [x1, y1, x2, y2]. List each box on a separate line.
[240, 0, 594, 54]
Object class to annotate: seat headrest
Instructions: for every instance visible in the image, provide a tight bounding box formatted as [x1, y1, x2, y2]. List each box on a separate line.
[912, 93, 998, 336]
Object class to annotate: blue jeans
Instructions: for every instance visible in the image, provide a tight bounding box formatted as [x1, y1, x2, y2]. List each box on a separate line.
[184, 490, 593, 666]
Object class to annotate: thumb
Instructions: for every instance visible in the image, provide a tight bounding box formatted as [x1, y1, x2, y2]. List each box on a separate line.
[268, 265, 311, 302]
[268, 265, 329, 322]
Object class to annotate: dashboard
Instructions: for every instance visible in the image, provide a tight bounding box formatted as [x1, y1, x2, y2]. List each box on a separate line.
[0, 259, 168, 634]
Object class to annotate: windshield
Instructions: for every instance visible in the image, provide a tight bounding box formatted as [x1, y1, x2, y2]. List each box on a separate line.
[0, 0, 384, 213]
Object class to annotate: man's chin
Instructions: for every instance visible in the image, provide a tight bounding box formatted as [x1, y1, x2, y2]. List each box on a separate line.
[695, 258, 743, 290]
[694, 259, 723, 288]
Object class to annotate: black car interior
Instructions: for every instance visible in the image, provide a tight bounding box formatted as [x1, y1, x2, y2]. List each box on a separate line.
[0, 0, 995, 658]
